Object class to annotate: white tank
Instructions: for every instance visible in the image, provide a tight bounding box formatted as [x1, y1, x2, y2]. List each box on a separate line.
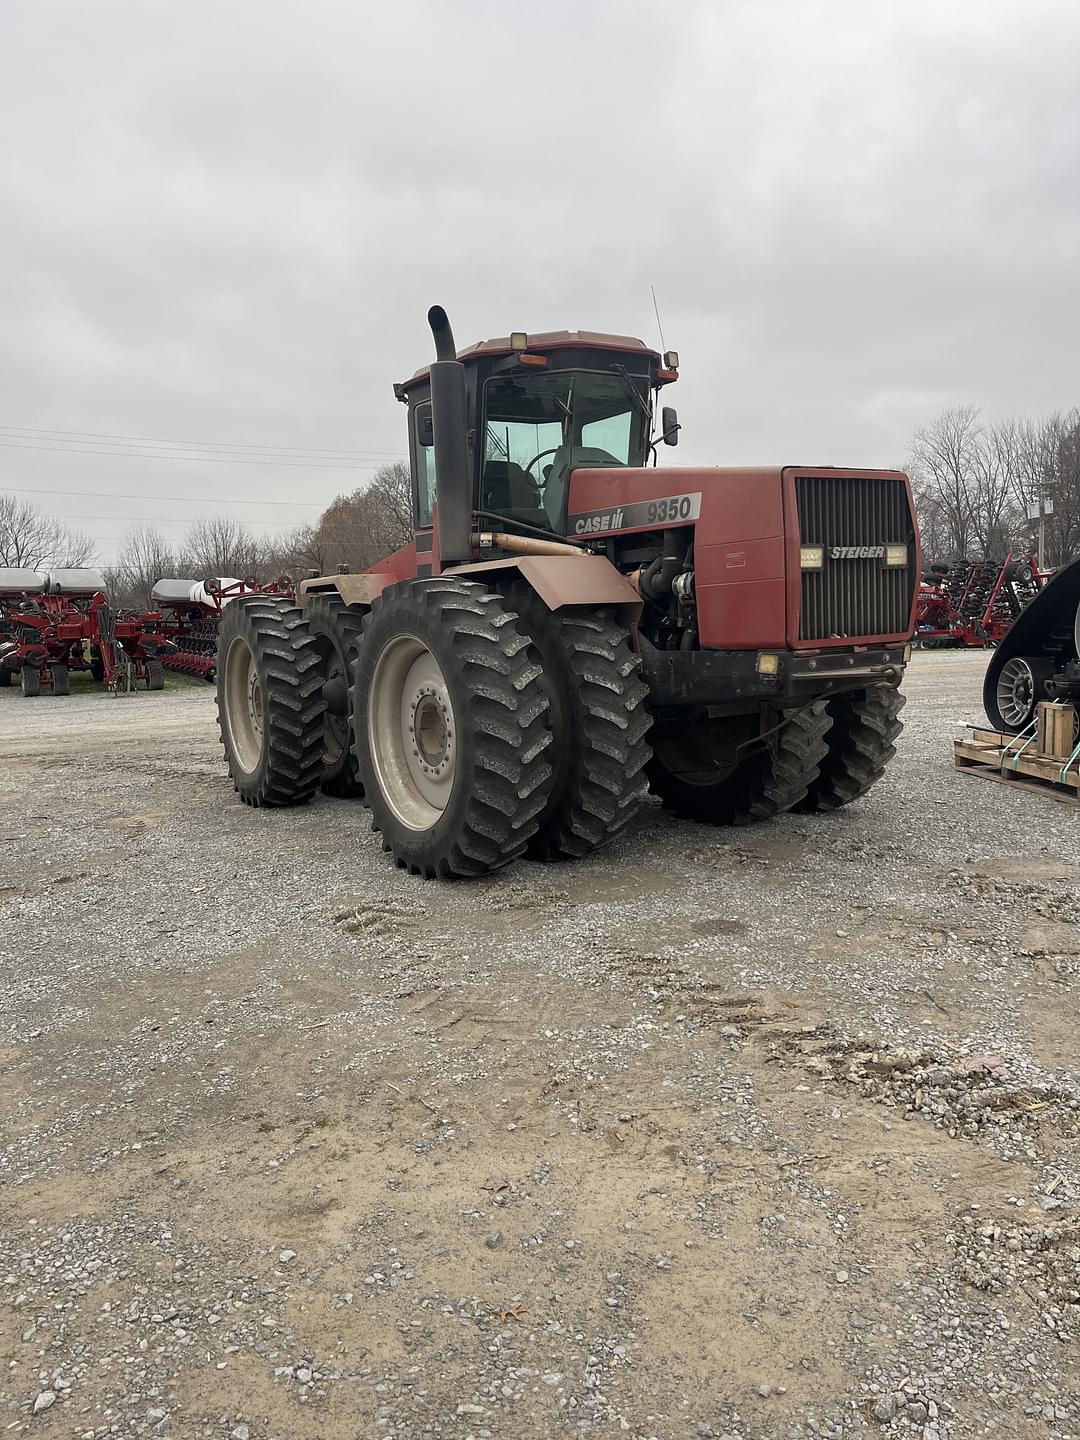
[0, 568, 48, 594]
[190, 577, 243, 607]
[47, 568, 107, 595]
[151, 578, 201, 606]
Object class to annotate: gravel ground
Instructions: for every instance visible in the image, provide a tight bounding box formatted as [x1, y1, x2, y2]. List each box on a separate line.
[0, 651, 1077, 1440]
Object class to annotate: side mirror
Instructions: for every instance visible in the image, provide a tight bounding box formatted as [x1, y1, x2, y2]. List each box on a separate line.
[417, 411, 434, 447]
[661, 406, 680, 446]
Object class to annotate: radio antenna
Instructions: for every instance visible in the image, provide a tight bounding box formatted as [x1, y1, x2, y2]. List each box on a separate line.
[650, 284, 667, 354]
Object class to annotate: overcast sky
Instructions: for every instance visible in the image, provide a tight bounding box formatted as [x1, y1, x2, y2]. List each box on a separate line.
[2, 0, 1078, 564]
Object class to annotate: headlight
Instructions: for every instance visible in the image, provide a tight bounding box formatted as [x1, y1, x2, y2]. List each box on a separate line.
[800, 545, 825, 570]
[756, 653, 780, 676]
[884, 544, 908, 568]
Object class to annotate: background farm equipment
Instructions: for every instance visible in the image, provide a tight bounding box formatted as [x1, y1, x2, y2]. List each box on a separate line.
[0, 568, 170, 696]
[915, 553, 1047, 648]
[984, 554, 1080, 733]
[152, 577, 295, 682]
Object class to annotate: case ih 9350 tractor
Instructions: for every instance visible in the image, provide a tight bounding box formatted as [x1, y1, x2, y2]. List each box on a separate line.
[217, 307, 920, 878]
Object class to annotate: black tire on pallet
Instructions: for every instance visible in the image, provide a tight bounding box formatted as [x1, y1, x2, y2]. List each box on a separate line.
[216, 596, 326, 807]
[648, 702, 833, 824]
[509, 587, 651, 860]
[51, 663, 70, 696]
[145, 658, 166, 691]
[352, 578, 553, 878]
[304, 593, 366, 798]
[795, 685, 906, 812]
[21, 666, 41, 698]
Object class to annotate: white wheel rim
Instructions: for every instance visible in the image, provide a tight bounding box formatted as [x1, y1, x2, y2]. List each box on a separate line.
[368, 634, 456, 831]
[223, 634, 264, 774]
[996, 657, 1038, 729]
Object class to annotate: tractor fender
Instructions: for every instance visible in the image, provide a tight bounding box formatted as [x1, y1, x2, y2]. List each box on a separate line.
[448, 554, 642, 622]
[983, 555, 1080, 728]
[299, 573, 394, 609]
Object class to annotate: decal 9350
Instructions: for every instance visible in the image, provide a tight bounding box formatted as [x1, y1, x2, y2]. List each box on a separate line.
[568, 492, 702, 536]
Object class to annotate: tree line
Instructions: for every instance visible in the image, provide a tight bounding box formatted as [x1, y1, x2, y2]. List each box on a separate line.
[908, 406, 1080, 566]
[0, 462, 413, 611]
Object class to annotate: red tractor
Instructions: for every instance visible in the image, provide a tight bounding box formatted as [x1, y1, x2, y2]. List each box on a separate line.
[216, 307, 920, 877]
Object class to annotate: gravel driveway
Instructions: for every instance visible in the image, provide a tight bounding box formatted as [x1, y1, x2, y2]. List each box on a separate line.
[1, 652, 1076, 1440]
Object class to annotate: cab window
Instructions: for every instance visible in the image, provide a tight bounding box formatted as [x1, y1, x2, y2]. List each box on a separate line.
[414, 403, 436, 528]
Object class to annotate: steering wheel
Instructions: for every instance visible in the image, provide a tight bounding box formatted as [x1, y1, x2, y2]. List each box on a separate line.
[524, 446, 560, 479]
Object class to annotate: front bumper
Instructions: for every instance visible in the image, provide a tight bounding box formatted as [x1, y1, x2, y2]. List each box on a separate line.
[639, 638, 907, 708]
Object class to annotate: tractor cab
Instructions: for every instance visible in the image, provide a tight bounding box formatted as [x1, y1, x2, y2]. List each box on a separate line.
[395, 330, 679, 547]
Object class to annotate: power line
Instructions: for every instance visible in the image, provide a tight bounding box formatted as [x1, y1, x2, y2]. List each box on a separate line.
[0, 423, 401, 458]
[0, 438, 398, 469]
[35, 514, 303, 530]
[4, 485, 334, 509]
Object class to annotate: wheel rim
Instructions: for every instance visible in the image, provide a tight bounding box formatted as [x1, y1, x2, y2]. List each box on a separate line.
[996, 657, 1041, 728]
[223, 634, 264, 774]
[368, 634, 456, 831]
[322, 650, 349, 764]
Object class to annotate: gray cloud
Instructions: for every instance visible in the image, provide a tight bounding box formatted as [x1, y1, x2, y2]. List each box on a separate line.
[1, 0, 1077, 559]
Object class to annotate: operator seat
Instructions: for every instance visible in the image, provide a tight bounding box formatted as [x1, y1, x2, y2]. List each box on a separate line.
[542, 445, 623, 531]
[481, 460, 549, 531]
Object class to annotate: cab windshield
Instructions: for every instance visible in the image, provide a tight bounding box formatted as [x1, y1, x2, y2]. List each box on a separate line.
[481, 369, 649, 533]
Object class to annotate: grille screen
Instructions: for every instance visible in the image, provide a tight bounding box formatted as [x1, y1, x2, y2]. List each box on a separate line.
[795, 474, 914, 641]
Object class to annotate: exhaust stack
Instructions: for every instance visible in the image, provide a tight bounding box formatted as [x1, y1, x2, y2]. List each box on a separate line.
[427, 305, 472, 567]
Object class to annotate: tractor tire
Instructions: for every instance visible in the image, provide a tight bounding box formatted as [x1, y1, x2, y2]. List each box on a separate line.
[509, 587, 651, 860]
[648, 702, 833, 825]
[216, 596, 325, 807]
[90, 654, 105, 683]
[21, 666, 41, 698]
[352, 578, 553, 878]
[795, 685, 906, 812]
[51, 663, 71, 696]
[144, 658, 166, 691]
[305, 593, 365, 798]
[0, 668, 11, 687]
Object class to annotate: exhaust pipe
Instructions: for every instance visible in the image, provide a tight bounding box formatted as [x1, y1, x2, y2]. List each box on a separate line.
[427, 306, 472, 568]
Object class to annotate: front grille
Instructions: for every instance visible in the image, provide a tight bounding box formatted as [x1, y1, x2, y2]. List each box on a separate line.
[796, 474, 915, 641]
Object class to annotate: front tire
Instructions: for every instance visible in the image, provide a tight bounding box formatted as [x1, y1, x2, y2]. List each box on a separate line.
[51, 663, 70, 696]
[21, 666, 41, 698]
[509, 589, 651, 860]
[144, 658, 165, 691]
[795, 685, 905, 811]
[353, 579, 553, 878]
[216, 597, 325, 807]
[648, 703, 833, 824]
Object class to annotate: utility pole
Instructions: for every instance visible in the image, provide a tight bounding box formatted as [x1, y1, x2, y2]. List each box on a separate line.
[1026, 497, 1053, 572]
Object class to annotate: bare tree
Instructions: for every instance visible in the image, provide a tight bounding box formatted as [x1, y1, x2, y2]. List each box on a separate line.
[268, 523, 329, 579]
[112, 523, 177, 610]
[908, 406, 982, 561]
[364, 462, 414, 557]
[0, 493, 95, 569]
[969, 420, 1025, 557]
[180, 515, 266, 579]
[1017, 409, 1080, 566]
[308, 462, 414, 573]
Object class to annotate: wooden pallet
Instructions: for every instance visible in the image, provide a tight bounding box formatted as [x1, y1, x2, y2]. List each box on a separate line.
[954, 724, 1080, 807]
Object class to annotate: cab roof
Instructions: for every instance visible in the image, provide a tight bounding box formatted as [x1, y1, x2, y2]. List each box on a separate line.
[398, 330, 660, 393]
